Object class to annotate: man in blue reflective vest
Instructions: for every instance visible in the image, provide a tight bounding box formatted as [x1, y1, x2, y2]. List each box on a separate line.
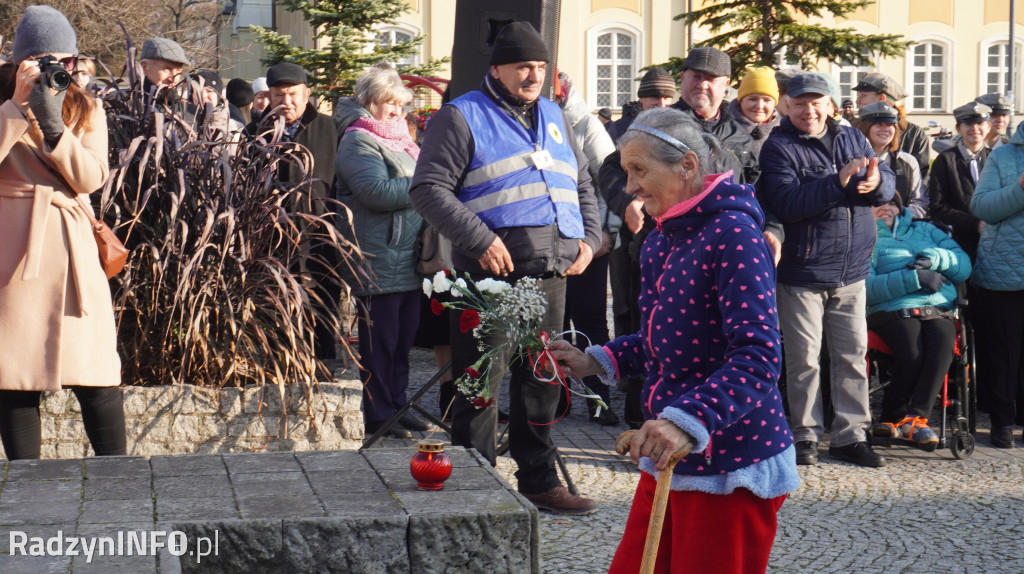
[411, 21, 602, 515]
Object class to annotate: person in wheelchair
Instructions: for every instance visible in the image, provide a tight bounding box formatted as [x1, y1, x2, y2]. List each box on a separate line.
[866, 193, 972, 445]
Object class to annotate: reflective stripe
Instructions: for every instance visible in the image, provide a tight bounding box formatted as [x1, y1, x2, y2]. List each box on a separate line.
[463, 154, 578, 188]
[463, 183, 580, 214]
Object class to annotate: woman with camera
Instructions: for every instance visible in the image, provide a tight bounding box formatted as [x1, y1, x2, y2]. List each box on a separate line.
[0, 6, 125, 459]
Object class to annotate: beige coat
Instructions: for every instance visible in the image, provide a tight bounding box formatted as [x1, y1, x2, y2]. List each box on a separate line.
[0, 98, 120, 391]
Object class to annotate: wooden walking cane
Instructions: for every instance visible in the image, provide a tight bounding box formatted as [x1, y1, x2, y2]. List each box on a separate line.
[615, 429, 692, 574]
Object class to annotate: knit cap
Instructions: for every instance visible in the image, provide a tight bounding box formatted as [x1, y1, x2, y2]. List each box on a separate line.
[737, 67, 779, 103]
[637, 67, 676, 99]
[12, 5, 77, 64]
[226, 78, 255, 107]
[489, 21, 550, 66]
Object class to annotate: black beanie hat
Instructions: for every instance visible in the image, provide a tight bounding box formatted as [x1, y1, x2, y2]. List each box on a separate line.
[194, 69, 224, 95]
[226, 78, 255, 107]
[489, 21, 550, 66]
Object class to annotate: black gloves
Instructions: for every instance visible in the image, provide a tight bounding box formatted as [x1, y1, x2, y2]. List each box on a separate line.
[28, 80, 66, 145]
[916, 269, 945, 293]
[907, 256, 932, 270]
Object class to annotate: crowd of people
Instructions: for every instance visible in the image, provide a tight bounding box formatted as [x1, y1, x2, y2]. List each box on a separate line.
[5, 4, 1024, 572]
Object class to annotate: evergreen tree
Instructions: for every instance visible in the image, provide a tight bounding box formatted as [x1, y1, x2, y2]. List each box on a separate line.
[659, 0, 911, 81]
[253, 0, 447, 101]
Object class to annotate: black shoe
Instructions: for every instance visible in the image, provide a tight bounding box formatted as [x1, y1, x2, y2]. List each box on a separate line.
[498, 410, 510, 424]
[991, 426, 1015, 448]
[365, 420, 412, 439]
[399, 412, 429, 432]
[795, 440, 818, 466]
[828, 441, 886, 468]
[588, 400, 620, 426]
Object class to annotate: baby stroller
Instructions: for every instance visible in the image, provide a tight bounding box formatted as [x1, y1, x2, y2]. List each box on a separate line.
[867, 298, 977, 459]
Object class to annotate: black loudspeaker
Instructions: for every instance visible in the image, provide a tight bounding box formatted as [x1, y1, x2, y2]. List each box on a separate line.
[449, 0, 561, 100]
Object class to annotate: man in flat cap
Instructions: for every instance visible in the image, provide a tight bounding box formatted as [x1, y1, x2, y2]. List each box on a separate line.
[244, 62, 340, 364]
[410, 21, 601, 515]
[140, 37, 189, 98]
[854, 72, 930, 176]
[975, 93, 1014, 150]
[759, 74, 895, 469]
[928, 102, 992, 262]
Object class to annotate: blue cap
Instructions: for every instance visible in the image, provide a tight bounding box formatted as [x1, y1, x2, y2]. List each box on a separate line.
[787, 74, 831, 99]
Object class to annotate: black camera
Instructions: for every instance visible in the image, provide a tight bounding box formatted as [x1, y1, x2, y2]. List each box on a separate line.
[37, 56, 72, 92]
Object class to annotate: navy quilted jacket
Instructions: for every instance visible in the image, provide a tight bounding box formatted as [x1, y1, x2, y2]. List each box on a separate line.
[603, 174, 791, 477]
[758, 117, 895, 287]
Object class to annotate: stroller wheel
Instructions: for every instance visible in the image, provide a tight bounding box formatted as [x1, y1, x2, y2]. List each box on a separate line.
[951, 432, 975, 459]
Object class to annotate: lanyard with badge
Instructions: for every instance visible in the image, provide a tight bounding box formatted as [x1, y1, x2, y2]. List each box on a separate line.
[484, 75, 554, 170]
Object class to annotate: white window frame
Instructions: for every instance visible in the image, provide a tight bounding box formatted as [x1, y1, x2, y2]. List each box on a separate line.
[375, 24, 421, 67]
[586, 24, 643, 110]
[906, 36, 953, 113]
[979, 36, 1023, 110]
[831, 50, 877, 106]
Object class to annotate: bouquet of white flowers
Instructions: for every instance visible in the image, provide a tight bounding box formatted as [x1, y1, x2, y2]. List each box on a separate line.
[423, 270, 609, 413]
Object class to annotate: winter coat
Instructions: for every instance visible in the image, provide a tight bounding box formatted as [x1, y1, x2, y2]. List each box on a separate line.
[605, 100, 641, 143]
[758, 116, 895, 288]
[867, 210, 971, 315]
[246, 103, 338, 216]
[560, 86, 619, 235]
[727, 98, 780, 158]
[602, 172, 796, 485]
[671, 98, 760, 184]
[409, 83, 601, 278]
[880, 149, 928, 219]
[334, 99, 423, 296]
[928, 144, 989, 261]
[0, 99, 120, 391]
[900, 119, 931, 178]
[971, 123, 1024, 291]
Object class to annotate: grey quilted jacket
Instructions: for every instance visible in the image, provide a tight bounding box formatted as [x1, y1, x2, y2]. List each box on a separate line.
[972, 123, 1024, 291]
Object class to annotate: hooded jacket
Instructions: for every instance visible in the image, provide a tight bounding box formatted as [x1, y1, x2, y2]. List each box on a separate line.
[971, 123, 1024, 291]
[333, 97, 423, 296]
[597, 173, 798, 496]
[867, 210, 971, 315]
[758, 116, 896, 287]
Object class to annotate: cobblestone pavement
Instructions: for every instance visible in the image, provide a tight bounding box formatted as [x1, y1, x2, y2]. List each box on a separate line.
[374, 347, 1024, 574]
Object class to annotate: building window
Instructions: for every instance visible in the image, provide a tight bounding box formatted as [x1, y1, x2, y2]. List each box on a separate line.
[909, 41, 947, 112]
[983, 40, 1021, 108]
[835, 50, 875, 104]
[593, 29, 637, 108]
[376, 27, 418, 67]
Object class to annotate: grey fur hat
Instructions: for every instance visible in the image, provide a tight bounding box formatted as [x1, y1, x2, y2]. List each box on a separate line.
[12, 5, 77, 64]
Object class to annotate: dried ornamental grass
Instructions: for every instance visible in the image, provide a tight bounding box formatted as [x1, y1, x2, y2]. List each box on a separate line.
[96, 41, 362, 420]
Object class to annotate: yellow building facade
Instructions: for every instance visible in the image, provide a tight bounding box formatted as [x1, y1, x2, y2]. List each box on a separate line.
[219, 0, 1024, 126]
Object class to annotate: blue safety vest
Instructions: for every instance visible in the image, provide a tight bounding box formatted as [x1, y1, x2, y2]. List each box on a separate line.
[449, 85, 584, 238]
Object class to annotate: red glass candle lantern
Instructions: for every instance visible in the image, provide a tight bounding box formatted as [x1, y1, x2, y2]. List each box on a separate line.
[410, 439, 452, 490]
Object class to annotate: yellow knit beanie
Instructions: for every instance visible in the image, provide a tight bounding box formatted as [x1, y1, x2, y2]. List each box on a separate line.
[737, 67, 780, 103]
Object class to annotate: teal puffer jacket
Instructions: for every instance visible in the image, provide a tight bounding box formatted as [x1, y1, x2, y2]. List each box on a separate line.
[335, 104, 422, 296]
[972, 123, 1024, 291]
[867, 211, 971, 315]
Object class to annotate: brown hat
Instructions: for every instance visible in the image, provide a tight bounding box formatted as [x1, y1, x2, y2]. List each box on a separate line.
[682, 47, 731, 78]
[853, 73, 907, 101]
[637, 67, 675, 98]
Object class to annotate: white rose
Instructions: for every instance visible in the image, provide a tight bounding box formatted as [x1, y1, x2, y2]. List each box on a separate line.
[422, 278, 433, 297]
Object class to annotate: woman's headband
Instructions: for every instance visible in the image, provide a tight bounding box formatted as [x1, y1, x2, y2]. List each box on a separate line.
[626, 124, 692, 153]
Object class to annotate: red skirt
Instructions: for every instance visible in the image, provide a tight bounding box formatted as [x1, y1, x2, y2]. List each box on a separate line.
[607, 473, 786, 574]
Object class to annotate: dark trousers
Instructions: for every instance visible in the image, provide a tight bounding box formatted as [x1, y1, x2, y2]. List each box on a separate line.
[0, 387, 126, 460]
[971, 287, 1024, 428]
[450, 275, 566, 494]
[563, 254, 611, 404]
[357, 291, 421, 423]
[872, 316, 955, 422]
[609, 239, 644, 425]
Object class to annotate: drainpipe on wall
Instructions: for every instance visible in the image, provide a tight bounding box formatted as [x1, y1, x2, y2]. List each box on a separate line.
[1011, 0, 1017, 133]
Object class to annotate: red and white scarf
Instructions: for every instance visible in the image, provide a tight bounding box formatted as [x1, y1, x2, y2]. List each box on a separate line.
[345, 116, 420, 161]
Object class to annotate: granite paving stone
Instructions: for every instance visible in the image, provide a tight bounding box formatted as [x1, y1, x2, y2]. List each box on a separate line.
[79, 498, 154, 524]
[155, 497, 239, 521]
[83, 476, 151, 500]
[149, 454, 226, 476]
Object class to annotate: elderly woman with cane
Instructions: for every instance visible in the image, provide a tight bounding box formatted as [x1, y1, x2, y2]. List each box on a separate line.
[552, 108, 799, 574]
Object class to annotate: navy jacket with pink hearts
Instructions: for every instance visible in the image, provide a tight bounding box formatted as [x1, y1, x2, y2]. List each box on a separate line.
[600, 172, 797, 489]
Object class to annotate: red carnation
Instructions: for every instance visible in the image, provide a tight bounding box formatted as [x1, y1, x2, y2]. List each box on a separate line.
[464, 366, 482, 379]
[430, 298, 444, 316]
[472, 396, 494, 409]
[459, 309, 481, 332]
